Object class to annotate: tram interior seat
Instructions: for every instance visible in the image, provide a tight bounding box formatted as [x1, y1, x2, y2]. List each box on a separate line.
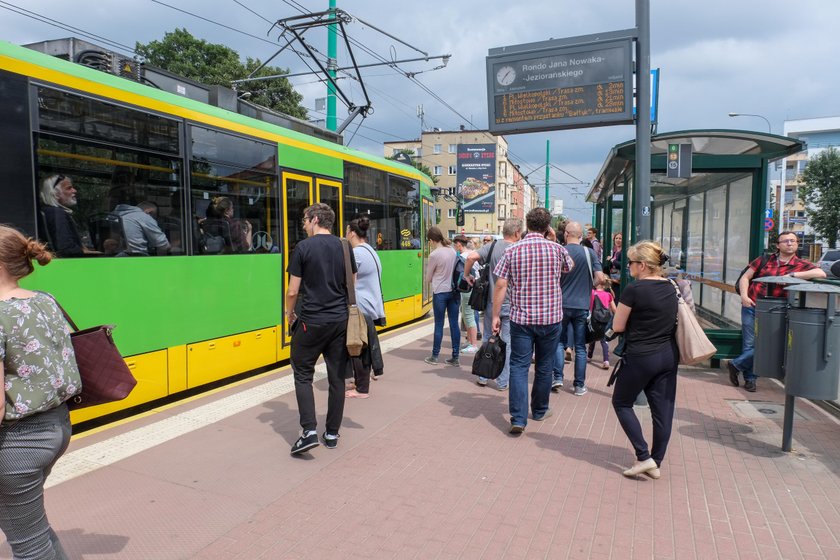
[88, 213, 126, 256]
[197, 218, 231, 254]
[37, 209, 55, 250]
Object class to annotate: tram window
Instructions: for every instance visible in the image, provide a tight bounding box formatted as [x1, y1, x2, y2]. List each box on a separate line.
[188, 126, 279, 255]
[34, 135, 184, 257]
[344, 163, 390, 249]
[388, 176, 420, 250]
[37, 87, 180, 154]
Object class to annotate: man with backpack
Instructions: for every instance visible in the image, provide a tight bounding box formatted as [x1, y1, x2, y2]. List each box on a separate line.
[728, 231, 825, 392]
[464, 218, 524, 390]
[552, 222, 607, 396]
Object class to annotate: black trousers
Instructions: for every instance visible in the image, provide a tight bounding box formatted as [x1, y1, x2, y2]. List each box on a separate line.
[290, 319, 349, 434]
[351, 315, 384, 394]
[611, 342, 679, 465]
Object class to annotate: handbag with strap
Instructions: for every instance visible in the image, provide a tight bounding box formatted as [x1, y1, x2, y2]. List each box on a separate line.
[471, 334, 507, 380]
[47, 295, 137, 409]
[668, 279, 716, 365]
[342, 239, 368, 357]
[468, 239, 497, 311]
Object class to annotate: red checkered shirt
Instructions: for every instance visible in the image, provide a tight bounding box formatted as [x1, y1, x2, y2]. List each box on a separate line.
[493, 232, 574, 325]
[747, 253, 818, 300]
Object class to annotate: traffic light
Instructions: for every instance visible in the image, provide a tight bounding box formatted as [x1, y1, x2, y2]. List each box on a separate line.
[455, 202, 465, 227]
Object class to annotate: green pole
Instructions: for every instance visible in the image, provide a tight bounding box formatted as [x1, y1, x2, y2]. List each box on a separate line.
[544, 139, 550, 209]
[326, 0, 337, 132]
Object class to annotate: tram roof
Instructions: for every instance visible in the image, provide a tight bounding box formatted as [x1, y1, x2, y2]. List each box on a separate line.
[587, 129, 806, 203]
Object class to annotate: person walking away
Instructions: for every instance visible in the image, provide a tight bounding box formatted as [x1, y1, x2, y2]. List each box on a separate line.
[286, 203, 356, 455]
[610, 241, 679, 479]
[492, 208, 573, 434]
[453, 235, 479, 354]
[729, 231, 825, 392]
[345, 216, 385, 398]
[465, 217, 524, 390]
[0, 225, 82, 559]
[424, 227, 460, 366]
[552, 221, 607, 396]
[587, 277, 617, 370]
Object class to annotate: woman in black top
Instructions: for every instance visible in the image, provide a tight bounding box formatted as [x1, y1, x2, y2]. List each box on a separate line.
[610, 241, 678, 480]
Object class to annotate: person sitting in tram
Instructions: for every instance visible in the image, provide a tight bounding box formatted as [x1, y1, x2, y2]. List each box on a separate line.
[38, 174, 99, 257]
[202, 196, 252, 254]
[112, 199, 171, 256]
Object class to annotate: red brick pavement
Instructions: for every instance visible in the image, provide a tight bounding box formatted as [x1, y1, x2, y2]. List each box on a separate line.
[3, 320, 840, 559]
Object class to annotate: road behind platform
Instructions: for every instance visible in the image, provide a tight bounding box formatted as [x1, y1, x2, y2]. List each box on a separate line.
[2, 318, 840, 559]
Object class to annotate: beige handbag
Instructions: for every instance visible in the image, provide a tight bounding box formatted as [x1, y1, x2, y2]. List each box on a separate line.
[669, 280, 716, 365]
[342, 240, 368, 357]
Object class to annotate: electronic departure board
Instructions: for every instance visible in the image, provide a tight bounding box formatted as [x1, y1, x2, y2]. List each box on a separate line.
[487, 33, 635, 135]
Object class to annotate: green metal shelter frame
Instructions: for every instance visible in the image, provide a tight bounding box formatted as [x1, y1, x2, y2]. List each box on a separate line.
[586, 130, 806, 358]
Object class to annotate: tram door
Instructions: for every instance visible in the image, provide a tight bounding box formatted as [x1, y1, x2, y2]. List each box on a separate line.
[281, 172, 344, 345]
[422, 198, 434, 306]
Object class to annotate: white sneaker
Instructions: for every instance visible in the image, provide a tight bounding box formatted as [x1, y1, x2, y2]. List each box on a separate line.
[461, 345, 479, 354]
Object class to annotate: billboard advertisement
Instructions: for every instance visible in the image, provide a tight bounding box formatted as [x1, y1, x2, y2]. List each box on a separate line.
[457, 144, 496, 214]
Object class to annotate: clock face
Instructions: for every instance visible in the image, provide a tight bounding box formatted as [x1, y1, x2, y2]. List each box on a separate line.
[496, 65, 516, 86]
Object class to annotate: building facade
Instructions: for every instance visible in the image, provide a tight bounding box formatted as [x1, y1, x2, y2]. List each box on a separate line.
[384, 130, 537, 239]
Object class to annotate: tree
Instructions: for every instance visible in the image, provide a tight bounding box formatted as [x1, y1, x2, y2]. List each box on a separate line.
[136, 28, 307, 119]
[387, 149, 438, 184]
[800, 147, 840, 248]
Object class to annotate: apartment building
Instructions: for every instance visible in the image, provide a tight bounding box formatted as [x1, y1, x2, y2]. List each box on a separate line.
[384, 130, 537, 238]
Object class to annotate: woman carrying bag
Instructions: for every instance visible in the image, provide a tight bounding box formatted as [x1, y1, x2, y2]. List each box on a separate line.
[610, 240, 678, 480]
[0, 225, 81, 559]
[345, 216, 385, 397]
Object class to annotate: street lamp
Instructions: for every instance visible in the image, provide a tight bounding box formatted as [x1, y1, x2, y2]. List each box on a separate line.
[728, 112, 771, 133]
[728, 112, 783, 235]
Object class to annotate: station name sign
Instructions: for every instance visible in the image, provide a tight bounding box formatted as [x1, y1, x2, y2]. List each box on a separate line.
[486, 32, 635, 135]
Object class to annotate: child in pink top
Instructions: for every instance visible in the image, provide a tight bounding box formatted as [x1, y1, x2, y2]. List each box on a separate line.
[587, 278, 617, 369]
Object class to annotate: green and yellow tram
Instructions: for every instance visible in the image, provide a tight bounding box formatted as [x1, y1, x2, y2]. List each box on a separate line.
[0, 40, 435, 424]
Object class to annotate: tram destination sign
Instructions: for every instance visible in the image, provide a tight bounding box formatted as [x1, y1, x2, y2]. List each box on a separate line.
[486, 31, 635, 135]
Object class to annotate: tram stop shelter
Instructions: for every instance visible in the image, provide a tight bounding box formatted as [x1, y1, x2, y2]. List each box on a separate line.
[586, 130, 806, 358]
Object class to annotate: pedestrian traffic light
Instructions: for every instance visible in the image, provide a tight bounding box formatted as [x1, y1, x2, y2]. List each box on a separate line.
[667, 143, 692, 179]
[455, 202, 465, 227]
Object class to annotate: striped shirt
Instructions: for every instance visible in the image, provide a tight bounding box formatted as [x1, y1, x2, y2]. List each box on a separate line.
[494, 232, 574, 325]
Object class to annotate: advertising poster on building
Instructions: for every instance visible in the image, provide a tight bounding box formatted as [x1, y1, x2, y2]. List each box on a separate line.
[457, 144, 496, 213]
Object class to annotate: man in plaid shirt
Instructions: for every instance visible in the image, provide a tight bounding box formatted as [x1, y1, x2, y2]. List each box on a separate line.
[729, 231, 825, 392]
[492, 208, 574, 434]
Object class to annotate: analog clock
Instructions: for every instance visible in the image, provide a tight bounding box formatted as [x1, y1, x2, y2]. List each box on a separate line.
[496, 65, 516, 86]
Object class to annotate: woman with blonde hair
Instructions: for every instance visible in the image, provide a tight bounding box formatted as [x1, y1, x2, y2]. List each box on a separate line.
[610, 240, 678, 480]
[0, 225, 81, 558]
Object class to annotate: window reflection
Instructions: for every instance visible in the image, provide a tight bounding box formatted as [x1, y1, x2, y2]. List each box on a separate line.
[189, 126, 278, 254]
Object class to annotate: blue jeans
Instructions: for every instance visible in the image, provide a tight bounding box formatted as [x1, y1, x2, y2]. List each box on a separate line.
[553, 308, 589, 388]
[432, 291, 460, 359]
[479, 312, 511, 388]
[509, 321, 561, 427]
[732, 306, 755, 382]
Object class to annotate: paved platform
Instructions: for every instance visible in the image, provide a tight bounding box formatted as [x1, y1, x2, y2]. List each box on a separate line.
[2, 318, 840, 560]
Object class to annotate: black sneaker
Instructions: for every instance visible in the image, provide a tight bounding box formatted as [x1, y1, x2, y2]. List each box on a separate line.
[744, 380, 757, 393]
[290, 432, 319, 455]
[444, 357, 459, 366]
[322, 432, 340, 449]
[727, 361, 740, 387]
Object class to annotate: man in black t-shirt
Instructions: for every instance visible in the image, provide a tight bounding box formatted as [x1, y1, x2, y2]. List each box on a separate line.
[286, 203, 357, 455]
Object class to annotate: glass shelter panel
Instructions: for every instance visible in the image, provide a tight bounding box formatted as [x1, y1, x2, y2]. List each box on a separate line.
[686, 193, 704, 304]
[724, 174, 753, 324]
[702, 185, 727, 316]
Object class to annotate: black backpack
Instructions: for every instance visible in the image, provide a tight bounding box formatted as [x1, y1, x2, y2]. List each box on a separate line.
[734, 254, 770, 295]
[471, 335, 507, 380]
[586, 294, 612, 343]
[452, 253, 471, 293]
[468, 240, 497, 310]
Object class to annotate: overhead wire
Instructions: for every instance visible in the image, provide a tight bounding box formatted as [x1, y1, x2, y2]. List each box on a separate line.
[0, 1, 136, 56]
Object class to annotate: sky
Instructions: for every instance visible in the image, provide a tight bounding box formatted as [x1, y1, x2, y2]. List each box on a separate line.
[2, 0, 839, 223]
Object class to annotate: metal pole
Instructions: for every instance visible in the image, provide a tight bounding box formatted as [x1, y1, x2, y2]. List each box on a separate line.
[544, 140, 550, 210]
[782, 394, 795, 452]
[779, 157, 786, 237]
[326, 0, 338, 132]
[634, 0, 651, 240]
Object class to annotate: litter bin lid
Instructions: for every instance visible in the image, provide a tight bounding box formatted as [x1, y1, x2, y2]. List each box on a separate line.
[785, 283, 840, 294]
[753, 275, 808, 285]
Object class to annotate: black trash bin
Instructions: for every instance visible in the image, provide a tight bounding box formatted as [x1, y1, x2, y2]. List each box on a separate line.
[783, 283, 840, 400]
[751, 276, 806, 380]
